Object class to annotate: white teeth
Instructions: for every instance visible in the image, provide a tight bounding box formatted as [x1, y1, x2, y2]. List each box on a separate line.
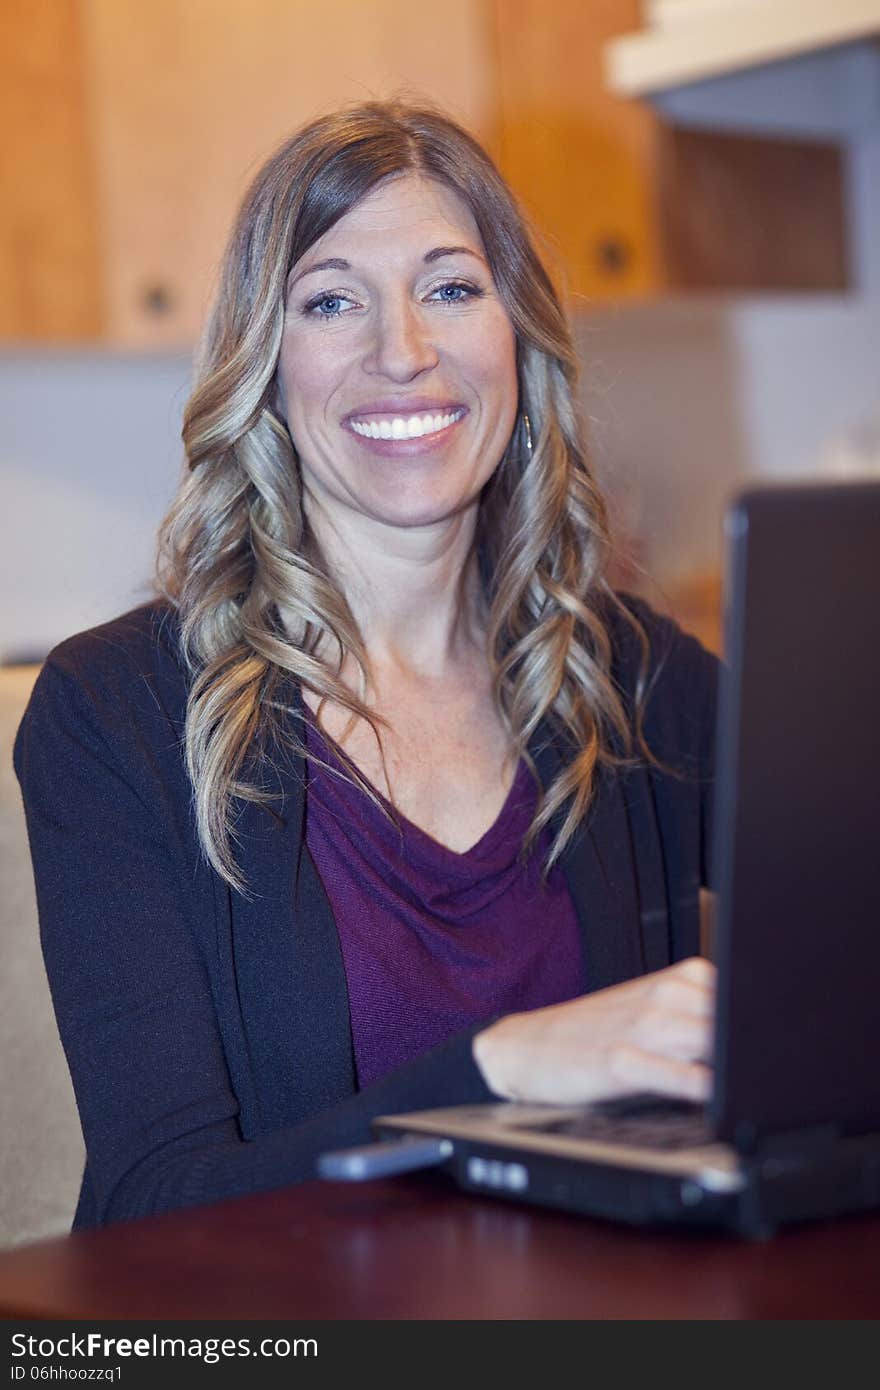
[349, 409, 463, 440]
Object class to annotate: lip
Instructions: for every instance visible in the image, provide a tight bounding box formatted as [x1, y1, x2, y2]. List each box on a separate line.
[341, 397, 468, 425]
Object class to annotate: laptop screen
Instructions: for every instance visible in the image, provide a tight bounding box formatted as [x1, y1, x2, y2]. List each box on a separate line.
[710, 481, 880, 1150]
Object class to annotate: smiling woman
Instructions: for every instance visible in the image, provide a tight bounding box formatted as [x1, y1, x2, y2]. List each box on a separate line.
[14, 100, 719, 1231]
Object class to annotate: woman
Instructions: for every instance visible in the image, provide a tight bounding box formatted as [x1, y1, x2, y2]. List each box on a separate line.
[15, 100, 717, 1231]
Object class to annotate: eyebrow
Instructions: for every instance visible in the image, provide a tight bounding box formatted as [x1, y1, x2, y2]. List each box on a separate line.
[423, 245, 486, 265]
[289, 245, 487, 289]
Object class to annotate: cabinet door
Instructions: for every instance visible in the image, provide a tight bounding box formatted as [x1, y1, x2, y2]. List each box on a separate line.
[79, 0, 498, 346]
[491, 0, 661, 303]
[0, 0, 101, 339]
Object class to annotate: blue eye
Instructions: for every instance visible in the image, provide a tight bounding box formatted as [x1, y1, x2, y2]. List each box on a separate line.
[302, 291, 358, 320]
[431, 281, 481, 304]
[311, 294, 347, 318]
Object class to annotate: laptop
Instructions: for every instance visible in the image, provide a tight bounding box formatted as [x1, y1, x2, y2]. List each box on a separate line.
[319, 479, 880, 1237]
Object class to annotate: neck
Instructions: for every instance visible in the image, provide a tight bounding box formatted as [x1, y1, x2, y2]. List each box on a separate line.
[303, 492, 486, 679]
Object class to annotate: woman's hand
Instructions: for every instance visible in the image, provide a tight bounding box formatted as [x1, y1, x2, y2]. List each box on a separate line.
[472, 956, 716, 1107]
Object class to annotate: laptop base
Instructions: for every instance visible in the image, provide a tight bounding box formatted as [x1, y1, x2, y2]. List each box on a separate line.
[375, 1109, 880, 1239]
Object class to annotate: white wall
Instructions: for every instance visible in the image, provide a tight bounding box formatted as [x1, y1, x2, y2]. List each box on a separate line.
[577, 297, 749, 588]
[0, 353, 190, 662]
[731, 126, 880, 483]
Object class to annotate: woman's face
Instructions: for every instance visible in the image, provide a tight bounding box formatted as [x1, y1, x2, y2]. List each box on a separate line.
[277, 174, 518, 534]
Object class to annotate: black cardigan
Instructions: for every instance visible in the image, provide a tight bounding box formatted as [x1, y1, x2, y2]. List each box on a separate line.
[14, 596, 718, 1230]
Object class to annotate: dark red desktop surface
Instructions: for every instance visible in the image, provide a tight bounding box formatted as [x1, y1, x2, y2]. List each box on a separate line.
[1, 1175, 878, 1320]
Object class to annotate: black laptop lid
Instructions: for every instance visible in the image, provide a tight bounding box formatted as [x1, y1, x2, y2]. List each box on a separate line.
[710, 480, 880, 1151]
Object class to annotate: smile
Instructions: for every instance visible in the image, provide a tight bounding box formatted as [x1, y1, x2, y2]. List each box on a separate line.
[348, 409, 466, 441]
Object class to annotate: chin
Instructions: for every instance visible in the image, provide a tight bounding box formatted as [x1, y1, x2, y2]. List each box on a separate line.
[362, 485, 481, 532]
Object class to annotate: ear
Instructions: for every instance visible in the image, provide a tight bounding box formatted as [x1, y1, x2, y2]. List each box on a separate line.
[270, 368, 286, 416]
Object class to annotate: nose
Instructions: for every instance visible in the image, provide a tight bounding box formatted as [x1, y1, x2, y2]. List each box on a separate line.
[364, 295, 439, 382]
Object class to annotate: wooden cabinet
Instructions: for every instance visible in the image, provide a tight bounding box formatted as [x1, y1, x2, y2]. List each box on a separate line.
[490, 0, 663, 301]
[1, 0, 850, 345]
[2, 0, 496, 346]
[0, 1, 102, 340]
[490, 0, 849, 304]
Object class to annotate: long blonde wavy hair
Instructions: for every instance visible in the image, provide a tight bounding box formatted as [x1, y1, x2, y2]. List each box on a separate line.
[157, 98, 649, 893]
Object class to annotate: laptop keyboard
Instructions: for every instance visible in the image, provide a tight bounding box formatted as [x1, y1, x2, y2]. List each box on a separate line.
[511, 1094, 717, 1152]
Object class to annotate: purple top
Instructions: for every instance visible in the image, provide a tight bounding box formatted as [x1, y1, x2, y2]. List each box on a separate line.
[304, 717, 584, 1088]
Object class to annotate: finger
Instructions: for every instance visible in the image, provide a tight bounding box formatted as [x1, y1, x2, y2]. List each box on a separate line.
[651, 976, 715, 1018]
[673, 956, 717, 989]
[634, 1008, 714, 1064]
[609, 1044, 713, 1104]
[652, 959, 717, 1015]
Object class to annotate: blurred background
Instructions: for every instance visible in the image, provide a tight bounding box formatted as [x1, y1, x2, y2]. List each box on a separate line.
[2, 0, 880, 661]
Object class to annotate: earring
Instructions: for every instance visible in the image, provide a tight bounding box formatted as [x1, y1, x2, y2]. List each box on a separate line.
[522, 412, 533, 459]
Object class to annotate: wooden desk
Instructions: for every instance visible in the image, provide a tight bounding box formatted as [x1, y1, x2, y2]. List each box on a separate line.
[1, 1175, 878, 1320]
